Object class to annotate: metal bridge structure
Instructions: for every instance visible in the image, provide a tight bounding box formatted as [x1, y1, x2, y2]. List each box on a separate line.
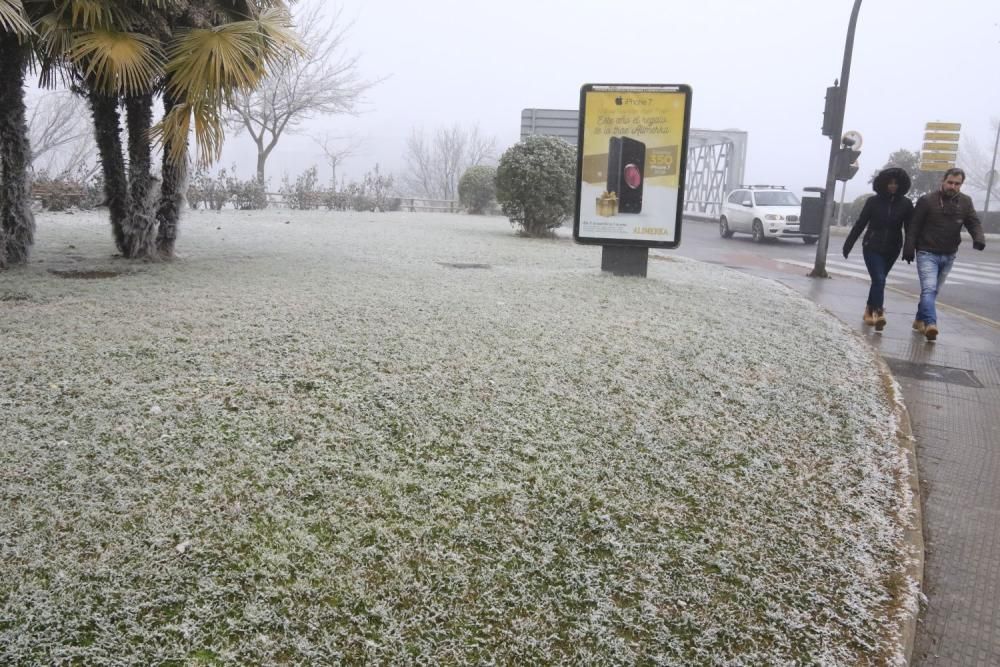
[521, 108, 747, 218]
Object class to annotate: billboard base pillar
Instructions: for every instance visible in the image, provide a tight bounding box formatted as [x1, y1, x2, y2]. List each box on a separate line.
[601, 245, 648, 277]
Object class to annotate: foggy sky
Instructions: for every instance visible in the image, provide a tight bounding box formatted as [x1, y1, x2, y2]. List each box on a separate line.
[222, 0, 1000, 204]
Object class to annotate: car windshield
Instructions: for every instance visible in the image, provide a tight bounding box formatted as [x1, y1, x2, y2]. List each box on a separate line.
[754, 191, 800, 206]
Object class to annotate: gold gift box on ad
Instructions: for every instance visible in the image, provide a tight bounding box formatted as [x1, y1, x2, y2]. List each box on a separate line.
[596, 191, 618, 217]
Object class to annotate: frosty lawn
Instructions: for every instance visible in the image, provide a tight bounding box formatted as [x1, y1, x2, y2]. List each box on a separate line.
[1, 210, 915, 664]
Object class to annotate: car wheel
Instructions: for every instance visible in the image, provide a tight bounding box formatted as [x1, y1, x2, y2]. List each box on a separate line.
[720, 216, 734, 239]
[802, 236, 818, 245]
[752, 220, 765, 243]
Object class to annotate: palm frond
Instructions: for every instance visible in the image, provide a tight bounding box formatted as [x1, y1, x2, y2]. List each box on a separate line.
[69, 0, 117, 29]
[155, 5, 303, 168]
[71, 28, 163, 96]
[0, 0, 35, 37]
[165, 23, 268, 101]
[35, 12, 73, 61]
[152, 99, 224, 167]
[255, 6, 303, 62]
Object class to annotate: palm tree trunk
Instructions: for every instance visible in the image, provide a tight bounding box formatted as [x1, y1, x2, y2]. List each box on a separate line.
[124, 93, 157, 259]
[156, 90, 186, 259]
[88, 91, 128, 255]
[0, 33, 35, 269]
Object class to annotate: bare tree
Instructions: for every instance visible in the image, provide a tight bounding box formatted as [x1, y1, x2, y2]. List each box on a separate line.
[313, 133, 363, 191]
[226, 0, 378, 184]
[402, 123, 497, 199]
[959, 118, 1000, 204]
[27, 91, 97, 178]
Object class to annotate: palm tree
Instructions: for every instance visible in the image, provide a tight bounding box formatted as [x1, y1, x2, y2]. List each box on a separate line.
[0, 0, 36, 269]
[35, 2, 165, 257]
[153, 2, 300, 258]
[35, 0, 299, 259]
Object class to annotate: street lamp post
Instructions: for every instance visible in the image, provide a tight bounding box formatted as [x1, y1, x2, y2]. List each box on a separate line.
[811, 0, 863, 278]
[985, 120, 1000, 214]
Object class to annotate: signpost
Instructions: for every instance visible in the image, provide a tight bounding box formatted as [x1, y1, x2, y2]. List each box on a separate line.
[920, 122, 961, 172]
[573, 83, 692, 277]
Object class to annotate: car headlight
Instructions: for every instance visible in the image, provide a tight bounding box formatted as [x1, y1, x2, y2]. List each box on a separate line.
[764, 214, 784, 221]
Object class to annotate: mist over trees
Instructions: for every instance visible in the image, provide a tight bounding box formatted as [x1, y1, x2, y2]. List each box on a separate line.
[27, 91, 97, 180]
[959, 118, 1000, 205]
[402, 124, 496, 200]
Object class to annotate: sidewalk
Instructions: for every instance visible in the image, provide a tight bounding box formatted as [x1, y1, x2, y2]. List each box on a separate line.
[700, 253, 1000, 665]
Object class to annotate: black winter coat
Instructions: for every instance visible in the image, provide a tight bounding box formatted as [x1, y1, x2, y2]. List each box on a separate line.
[843, 167, 914, 258]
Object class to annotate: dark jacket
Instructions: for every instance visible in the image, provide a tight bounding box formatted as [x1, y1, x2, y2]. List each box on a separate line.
[843, 167, 913, 258]
[904, 190, 985, 256]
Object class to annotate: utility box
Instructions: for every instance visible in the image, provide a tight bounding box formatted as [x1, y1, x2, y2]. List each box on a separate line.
[800, 187, 825, 236]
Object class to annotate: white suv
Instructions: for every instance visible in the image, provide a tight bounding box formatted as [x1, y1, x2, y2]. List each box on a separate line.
[719, 186, 817, 244]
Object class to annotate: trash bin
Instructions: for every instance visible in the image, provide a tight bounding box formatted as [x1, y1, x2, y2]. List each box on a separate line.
[799, 187, 825, 237]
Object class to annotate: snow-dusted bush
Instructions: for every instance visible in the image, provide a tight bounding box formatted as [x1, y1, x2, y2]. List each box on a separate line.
[496, 136, 575, 236]
[458, 165, 497, 214]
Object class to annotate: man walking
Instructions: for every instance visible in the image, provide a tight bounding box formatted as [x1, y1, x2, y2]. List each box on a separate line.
[903, 168, 986, 341]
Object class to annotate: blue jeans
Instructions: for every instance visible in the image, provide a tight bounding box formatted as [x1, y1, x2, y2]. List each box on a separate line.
[863, 249, 896, 310]
[915, 251, 955, 326]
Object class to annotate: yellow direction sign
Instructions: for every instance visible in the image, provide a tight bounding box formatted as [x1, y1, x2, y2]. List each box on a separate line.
[920, 160, 955, 172]
[921, 150, 958, 161]
[923, 142, 960, 151]
[924, 132, 961, 142]
[925, 122, 961, 132]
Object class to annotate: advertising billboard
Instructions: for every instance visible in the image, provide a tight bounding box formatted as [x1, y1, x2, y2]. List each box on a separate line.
[574, 84, 692, 249]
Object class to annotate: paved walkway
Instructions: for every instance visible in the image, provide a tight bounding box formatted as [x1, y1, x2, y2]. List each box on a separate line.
[684, 249, 1000, 665]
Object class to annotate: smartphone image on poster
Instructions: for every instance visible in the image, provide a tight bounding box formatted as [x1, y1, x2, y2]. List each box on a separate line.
[606, 136, 645, 214]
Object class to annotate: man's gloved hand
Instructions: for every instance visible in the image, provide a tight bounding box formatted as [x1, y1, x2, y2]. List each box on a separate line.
[902, 249, 914, 264]
[973, 241, 986, 251]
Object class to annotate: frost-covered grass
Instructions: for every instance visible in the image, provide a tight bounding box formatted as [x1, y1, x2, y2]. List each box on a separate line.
[1, 209, 915, 665]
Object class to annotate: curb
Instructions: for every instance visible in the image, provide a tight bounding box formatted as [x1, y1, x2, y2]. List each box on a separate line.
[876, 355, 925, 666]
[768, 287, 925, 665]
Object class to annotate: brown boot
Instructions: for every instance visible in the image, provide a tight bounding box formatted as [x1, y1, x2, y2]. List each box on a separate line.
[912, 319, 925, 333]
[863, 306, 875, 326]
[874, 308, 887, 331]
[924, 323, 939, 341]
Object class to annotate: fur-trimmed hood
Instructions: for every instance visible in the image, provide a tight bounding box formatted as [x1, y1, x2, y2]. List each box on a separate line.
[872, 167, 911, 197]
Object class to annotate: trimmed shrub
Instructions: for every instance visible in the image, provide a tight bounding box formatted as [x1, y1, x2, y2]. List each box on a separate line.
[495, 136, 576, 236]
[458, 165, 497, 214]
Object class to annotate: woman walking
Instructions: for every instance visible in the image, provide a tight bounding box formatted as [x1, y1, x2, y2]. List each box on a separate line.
[842, 167, 914, 331]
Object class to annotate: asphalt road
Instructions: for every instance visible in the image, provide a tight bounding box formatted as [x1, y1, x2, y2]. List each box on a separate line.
[669, 218, 1000, 325]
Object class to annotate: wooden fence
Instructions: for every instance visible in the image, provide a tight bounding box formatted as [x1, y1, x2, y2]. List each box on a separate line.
[263, 192, 463, 213]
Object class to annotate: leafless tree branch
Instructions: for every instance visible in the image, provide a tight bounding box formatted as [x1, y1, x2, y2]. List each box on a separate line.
[225, 0, 381, 183]
[959, 118, 1000, 201]
[27, 91, 97, 178]
[313, 133, 364, 191]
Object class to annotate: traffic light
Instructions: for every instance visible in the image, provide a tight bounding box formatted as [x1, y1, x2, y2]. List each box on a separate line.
[836, 146, 861, 181]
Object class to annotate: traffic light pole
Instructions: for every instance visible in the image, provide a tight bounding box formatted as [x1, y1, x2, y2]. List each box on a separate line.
[811, 0, 863, 278]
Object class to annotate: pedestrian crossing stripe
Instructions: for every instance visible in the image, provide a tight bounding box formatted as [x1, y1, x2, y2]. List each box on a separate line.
[779, 258, 977, 286]
[958, 261, 1000, 271]
[821, 256, 999, 285]
[776, 259, 905, 284]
